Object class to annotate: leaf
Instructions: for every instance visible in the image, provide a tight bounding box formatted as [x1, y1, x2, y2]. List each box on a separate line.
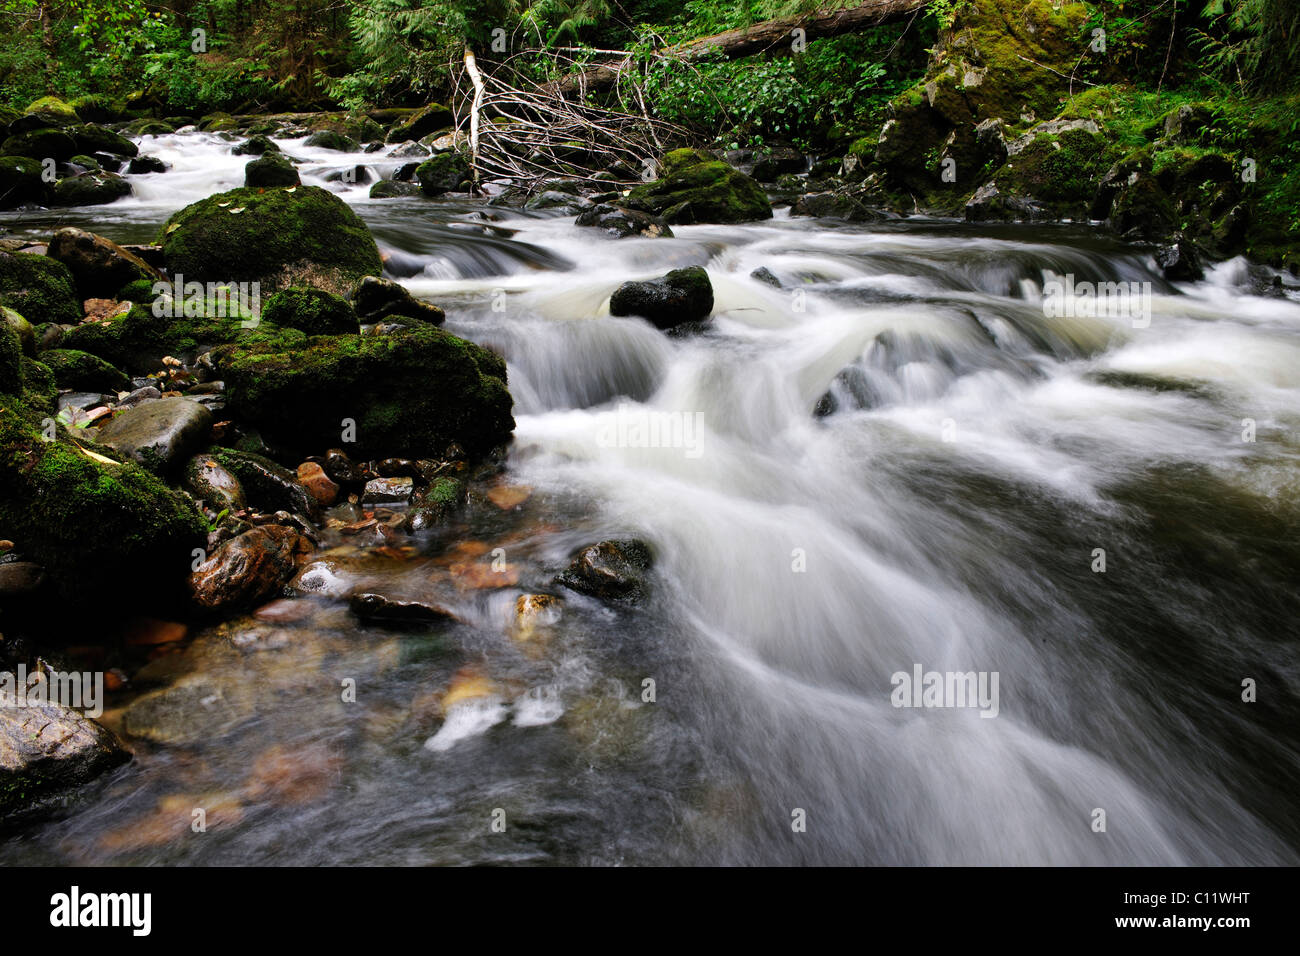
[70, 441, 120, 466]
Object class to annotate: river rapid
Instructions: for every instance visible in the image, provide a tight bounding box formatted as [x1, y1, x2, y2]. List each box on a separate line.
[2, 129, 1298, 866]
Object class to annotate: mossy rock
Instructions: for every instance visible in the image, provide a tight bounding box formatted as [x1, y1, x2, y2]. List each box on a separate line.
[19, 356, 56, 417]
[261, 287, 359, 336]
[23, 97, 79, 126]
[0, 397, 206, 605]
[68, 94, 124, 124]
[415, 153, 471, 195]
[158, 185, 383, 297]
[218, 324, 514, 459]
[244, 153, 300, 188]
[1, 128, 78, 161]
[51, 171, 131, 207]
[68, 154, 101, 172]
[2, 306, 35, 357]
[304, 130, 360, 152]
[61, 302, 306, 375]
[0, 318, 19, 394]
[39, 349, 131, 393]
[69, 124, 138, 158]
[387, 103, 454, 144]
[1107, 173, 1178, 241]
[311, 113, 385, 143]
[0, 252, 80, 326]
[624, 148, 771, 224]
[123, 118, 175, 137]
[231, 134, 279, 156]
[0, 156, 51, 209]
[989, 127, 1112, 217]
[369, 180, 421, 199]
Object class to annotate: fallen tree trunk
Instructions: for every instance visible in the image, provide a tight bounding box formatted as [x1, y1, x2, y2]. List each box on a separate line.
[553, 0, 929, 98]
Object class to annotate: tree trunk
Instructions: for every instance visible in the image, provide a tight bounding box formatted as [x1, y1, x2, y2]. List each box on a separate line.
[553, 0, 929, 98]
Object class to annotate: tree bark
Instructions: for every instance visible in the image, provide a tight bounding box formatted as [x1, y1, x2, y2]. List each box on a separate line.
[552, 0, 929, 98]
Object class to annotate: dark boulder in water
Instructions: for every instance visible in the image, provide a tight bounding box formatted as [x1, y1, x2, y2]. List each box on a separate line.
[610, 266, 713, 330]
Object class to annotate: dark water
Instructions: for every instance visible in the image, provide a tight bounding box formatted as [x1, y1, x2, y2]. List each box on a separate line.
[2, 130, 1299, 865]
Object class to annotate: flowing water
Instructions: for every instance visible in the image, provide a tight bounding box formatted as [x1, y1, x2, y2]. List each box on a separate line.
[3, 130, 1300, 865]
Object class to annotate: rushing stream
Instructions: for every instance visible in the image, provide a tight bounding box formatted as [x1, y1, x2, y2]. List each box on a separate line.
[3, 130, 1299, 865]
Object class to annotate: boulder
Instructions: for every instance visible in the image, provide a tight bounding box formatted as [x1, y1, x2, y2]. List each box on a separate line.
[262, 287, 359, 335]
[2, 307, 35, 357]
[51, 171, 131, 206]
[38, 349, 130, 393]
[0, 251, 80, 326]
[0, 156, 50, 209]
[244, 152, 300, 188]
[158, 185, 383, 297]
[218, 324, 514, 459]
[68, 124, 138, 158]
[350, 275, 444, 325]
[205, 447, 317, 516]
[610, 266, 713, 329]
[0, 700, 129, 820]
[231, 134, 279, 156]
[304, 130, 359, 152]
[369, 180, 421, 198]
[575, 204, 673, 238]
[624, 148, 772, 224]
[47, 227, 164, 300]
[127, 155, 167, 174]
[1, 128, 78, 161]
[183, 454, 247, 513]
[387, 103, 454, 144]
[415, 152, 471, 195]
[91, 397, 214, 475]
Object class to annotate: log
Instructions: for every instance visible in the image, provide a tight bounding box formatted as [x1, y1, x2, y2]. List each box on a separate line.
[552, 0, 929, 98]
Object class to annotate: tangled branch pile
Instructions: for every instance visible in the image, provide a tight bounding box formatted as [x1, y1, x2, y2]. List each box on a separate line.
[445, 47, 693, 190]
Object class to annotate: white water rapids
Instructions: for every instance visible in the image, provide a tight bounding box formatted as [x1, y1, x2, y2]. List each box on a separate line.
[4, 129, 1299, 865]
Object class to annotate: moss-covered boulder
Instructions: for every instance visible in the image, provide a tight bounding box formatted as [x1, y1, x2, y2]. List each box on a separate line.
[0, 156, 51, 209]
[39, 348, 131, 393]
[244, 152, 300, 188]
[17, 96, 80, 129]
[1, 128, 77, 161]
[61, 301, 305, 374]
[369, 180, 421, 199]
[20, 357, 57, 417]
[262, 287, 359, 336]
[0, 252, 80, 326]
[304, 130, 359, 152]
[0, 398, 206, 605]
[415, 152, 471, 195]
[387, 103, 454, 144]
[2, 307, 35, 357]
[51, 170, 131, 206]
[218, 325, 514, 459]
[972, 124, 1112, 220]
[624, 148, 771, 224]
[69, 124, 137, 158]
[0, 318, 20, 395]
[158, 185, 383, 297]
[231, 134, 279, 156]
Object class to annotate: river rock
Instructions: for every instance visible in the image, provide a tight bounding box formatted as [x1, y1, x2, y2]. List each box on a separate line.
[158, 184, 383, 297]
[218, 323, 513, 459]
[350, 275, 444, 326]
[0, 251, 78, 327]
[1, 127, 78, 161]
[262, 286, 359, 336]
[51, 170, 131, 206]
[751, 147, 808, 182]
[575, 204, 673, 239]
[47, 227, 164, 300]
[244, 152, 301, 188]
[39, 348, 130, 393]
[0, 700, 129, 819]
[232, 134, 279, 156]
[624, 148, 771, 224]
[349, 591, 456, 625]
[0, 560, 45, 598]
[370, 180, 421, 199]
[557, 539, 654, 600]
[415, 152, 470, 195]
[206, 447, 317, 517]
[69, 124, 138, 159]
[127, 155, 167, 174]
[362, 476, 413, 504]
[296, 461, 339, 506]
[0, 156, 50, 209]
[304, 130, 359, 152]
[387, 103, 454, 144]
[183, 455, 247, 513]
[2, 307, 35, 357]
[92, 397, 213, 475]
[189, 524, 311, 612]
[610, 266, 713, 329]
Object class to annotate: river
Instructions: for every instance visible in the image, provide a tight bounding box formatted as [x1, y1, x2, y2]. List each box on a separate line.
[2, 129, 1298, 865]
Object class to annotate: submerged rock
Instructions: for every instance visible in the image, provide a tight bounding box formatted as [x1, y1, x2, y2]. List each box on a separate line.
[610, 266, 713, 329]
[349, 591, 457, 625]
[557, 539, 654, 600]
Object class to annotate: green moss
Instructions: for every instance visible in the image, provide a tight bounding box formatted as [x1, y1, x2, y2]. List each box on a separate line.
[0, 252, 80, 326]
[0, 319, 20, 394]
[218, 324, 514, 459]
[118, 278, 156, 303]
[62, 302, 306, 374]
[625, 149, 771, 224]
[158, 185, 383, 297]
[39, 349, 130, 393]
[23, 96, 79, 124]
[0, 399, 205, 605]
[19, 357, 56, 417]
[261, 287, 358, 336]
